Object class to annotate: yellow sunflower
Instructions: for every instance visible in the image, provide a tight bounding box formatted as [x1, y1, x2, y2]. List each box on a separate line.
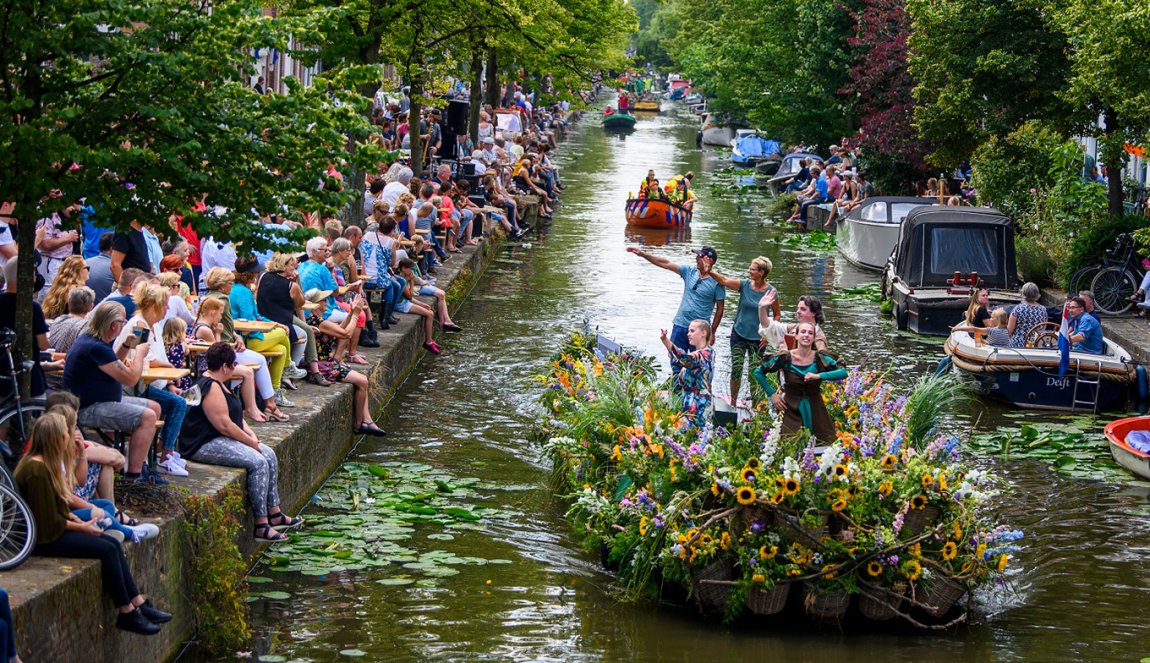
[736, 486, 757, 505]
[961, 561, 974, 575]
[832, 464, 848, 479]
[997, 554, 1008, 573]
[866, 561, 883, 577]
[740, 466, 757, 483]
[821, 564, 838, 580]
[639, 516, 649, 536]
[752, 573, 766, 583]
[952, 521, 963, 540]
[880, 454, 897, 469]
[921, 473, 934, 489]
[878, 480, 893, 497]
[771, 491, 785, 505]
[720, 532, 732, 550]
[847, 484, 860, 498]
[941, 541, 957, 561]
[701, 533, 713, 545]
[902, 559, 922, 581]
[909, 543, 922, 558]
[831, 498, 848, 512]
[976, 543, 987, 560]
[910, 494, 927, 510]
[746, 458, 762, 470]
[710, 482, 720, 497]
[783, 477, 800, 496]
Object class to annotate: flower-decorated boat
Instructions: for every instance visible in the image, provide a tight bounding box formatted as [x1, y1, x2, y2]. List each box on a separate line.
[536, 330, 1022, 628]
[632, 98, 661, 112]
[624, 198, 693, 229]
[943, 329, 1135, 412]
[602, 110, 637, 130]
[1104, 416, 1150, 480]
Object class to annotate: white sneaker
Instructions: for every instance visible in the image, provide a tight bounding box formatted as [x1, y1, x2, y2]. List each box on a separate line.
[157, 457, 190, 477]
[284, 364, 307, 379]
[130, 523, 160, 542]
[275, 389, 296, 408]
[168, 452, 188, 469]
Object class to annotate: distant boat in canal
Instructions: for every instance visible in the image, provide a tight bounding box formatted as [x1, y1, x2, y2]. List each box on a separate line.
[834, 197, 936, 271]
[765, 152, 823, 194]
[624, 198, 693, 229]
[631, 98, 661, 112]
[699, 113, 736, 146]
[944, 329, 1136, 412]
[882, 206, 1021, 336]
[1105, 416, 1150, 479]
[602, 110, 637, 131]
[730, 132, 780, 168]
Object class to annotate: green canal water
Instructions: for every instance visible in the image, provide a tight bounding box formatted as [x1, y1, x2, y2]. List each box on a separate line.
[242, 110, 1150, 662]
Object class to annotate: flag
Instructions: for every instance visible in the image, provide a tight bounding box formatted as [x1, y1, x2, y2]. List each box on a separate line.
[1057, 301, 1071, 378]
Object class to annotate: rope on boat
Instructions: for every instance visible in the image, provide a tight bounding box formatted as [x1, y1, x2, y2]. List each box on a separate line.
[945, 346, 1136, 383]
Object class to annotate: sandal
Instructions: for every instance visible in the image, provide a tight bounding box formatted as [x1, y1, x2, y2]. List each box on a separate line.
[268, 512, 304, 529]
[116, 512, 139, 527]
[266, 408, 290, 423]
[254, 524, 287, 542]
[353, 422, 388, 437]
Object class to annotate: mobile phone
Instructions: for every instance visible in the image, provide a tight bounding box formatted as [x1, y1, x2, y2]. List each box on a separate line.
[138, 328, 150, 344]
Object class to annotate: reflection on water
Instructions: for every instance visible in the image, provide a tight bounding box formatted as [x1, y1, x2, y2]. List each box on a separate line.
[244, 108, 1150, 663]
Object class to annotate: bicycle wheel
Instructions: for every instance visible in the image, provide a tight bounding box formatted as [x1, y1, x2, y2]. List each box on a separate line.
[1068, 265, 1101, 295]
[1091, 267, 1138, 314]
[0, 484, 36, 571]
[0, 402, 44, 491]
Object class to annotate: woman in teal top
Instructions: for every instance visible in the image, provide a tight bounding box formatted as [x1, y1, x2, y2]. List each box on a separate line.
[711, 256, 781, 403]
[752, 322, 847, 442]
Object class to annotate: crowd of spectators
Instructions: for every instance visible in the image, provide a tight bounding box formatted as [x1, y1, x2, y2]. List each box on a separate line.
[0, 78, 575, 642]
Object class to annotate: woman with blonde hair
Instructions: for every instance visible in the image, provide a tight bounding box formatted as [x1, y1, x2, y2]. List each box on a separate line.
[16, 413, 170, 635]
[258, 253, 327, 386]
[154, 271, 194, 324]
[40, 256, 90, 319]
[710, 256, 781, 404]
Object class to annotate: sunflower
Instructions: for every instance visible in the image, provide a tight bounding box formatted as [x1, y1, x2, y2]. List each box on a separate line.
[832, 464, 848, 479]
[921, 473, 934, 489]
[952, 521, 963, 540]
[821, 564, 838, 580]
[771, 491, 785, 505]
[759, 545, 771, 559]
[909, 543, 922, 558]
[847, 484, 860, 498]
[711, 482, 720, 497]
[831, 498, 848, 512]
[783, 477, 800, 496]
[997, 554, 1008, 573]
[639, 516, 649, 536]
[746, 457, 761, 470]
[938, 474, 949, 492]
[961, 561, 974, 575]
[910, 494, 927, 510]
[786, 567, 802, 577]
[736, 486, 757, 505]
[976, 543, 987, 560]
[740, 467, 757, 483]
[902, 559, 922, 581]
[752, 573, 766, 583]
[880, 454, 897, 469]
[877, 480, 893, 497]
[866, 561, 883, 577]
[941, 541, 957, 561]
[720, 531, 732, 550]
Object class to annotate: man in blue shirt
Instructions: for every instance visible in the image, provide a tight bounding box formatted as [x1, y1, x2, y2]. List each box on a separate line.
[628, 245, 726, 359]
[1067, 296, 1104, 355]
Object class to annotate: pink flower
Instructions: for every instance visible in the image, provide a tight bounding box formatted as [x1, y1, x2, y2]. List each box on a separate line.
[1029, 188, 1036, 194]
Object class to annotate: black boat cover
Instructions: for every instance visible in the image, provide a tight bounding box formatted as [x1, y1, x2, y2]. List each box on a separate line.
[889, 207, 1019, 289]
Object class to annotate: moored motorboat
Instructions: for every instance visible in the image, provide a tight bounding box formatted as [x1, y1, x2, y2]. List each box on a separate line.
[835, 197, 935, 271]
[731, 134, 780, 167]
[944, 329, 1135, 411]
[699, 113, 736, 146]
[624, 198, 693, 229]
[766, 152, 823, 194]
[883, 207, 1021, 335]
[1105, 416, 1150, 479]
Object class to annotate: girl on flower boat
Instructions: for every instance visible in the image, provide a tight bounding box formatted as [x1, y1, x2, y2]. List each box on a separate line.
[752, 321, 847, 442]
[659, 320, 713, 429]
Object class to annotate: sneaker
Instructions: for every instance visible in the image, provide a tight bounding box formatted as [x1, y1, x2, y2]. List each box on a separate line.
[116, 608, 161, 635]
[132, 465, 169, 486]
[103, 529, 126, 544]
[157, 457, 189, 477]
[168, 451, 187, 468]
[129, 523, 160, 542]
[275, 389, 296, 408]
[284, 364, 308, 380]
[305, 372, 331, 387]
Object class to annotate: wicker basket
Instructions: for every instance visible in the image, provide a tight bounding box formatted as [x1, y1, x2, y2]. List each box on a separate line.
[783, 511, 829, 545]
[745, 582, 791, 616]
[858, 582, 905, 621]
[903, 505, 940, 536]
[919, 575, 966, 617]
[692, 559, 734, 613]
[738, 505, 771, 532]
[802, 584, 850, 621]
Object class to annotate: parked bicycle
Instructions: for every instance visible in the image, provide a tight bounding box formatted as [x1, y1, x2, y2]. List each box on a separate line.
[1066, 232, 1143, 315]
[0, 329, 40, 570]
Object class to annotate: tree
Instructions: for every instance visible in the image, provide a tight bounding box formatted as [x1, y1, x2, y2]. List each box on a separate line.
[0, 0, 380, 390]
[1052, 0, 1150, 215]
[906, 0, 1077, 167]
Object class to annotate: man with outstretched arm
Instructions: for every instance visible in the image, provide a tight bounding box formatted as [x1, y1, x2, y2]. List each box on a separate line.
[627, 245, 725, 362]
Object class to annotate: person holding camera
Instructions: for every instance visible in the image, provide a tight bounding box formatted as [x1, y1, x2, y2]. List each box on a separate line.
[62, 301, 164, 485]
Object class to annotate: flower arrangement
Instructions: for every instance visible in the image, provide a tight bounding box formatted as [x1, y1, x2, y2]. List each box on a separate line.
[536, 331, 1021, 627]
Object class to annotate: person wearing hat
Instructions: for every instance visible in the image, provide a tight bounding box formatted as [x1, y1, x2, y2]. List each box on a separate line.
[627, 245, 725, 363]
[668, 177, 697, 210]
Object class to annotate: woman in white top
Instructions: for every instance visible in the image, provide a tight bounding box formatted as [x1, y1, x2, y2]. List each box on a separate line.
[757, 290, 828, 352]
[155, 272, 194, 324]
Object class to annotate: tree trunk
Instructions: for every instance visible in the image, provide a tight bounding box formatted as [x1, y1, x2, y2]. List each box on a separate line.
[408, 71, 424, 176]
[14, 214, 35, 398]
[1103, 108, 1126, 217]
[469, 48, 483, 143]
[485, 48, 501, 108]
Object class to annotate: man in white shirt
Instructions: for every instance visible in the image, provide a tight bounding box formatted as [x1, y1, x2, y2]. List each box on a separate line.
[381, 167, 413, 212]
[199, 236, 237, 290]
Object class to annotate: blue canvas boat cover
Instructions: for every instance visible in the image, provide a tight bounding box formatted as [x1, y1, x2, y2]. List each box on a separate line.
[735, 136, 780, 158]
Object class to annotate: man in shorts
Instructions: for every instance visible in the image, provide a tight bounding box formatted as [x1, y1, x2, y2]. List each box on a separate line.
[62, 300, 164, 485]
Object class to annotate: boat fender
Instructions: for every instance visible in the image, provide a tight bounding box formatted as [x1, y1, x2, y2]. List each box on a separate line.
[1137, 365, 1149, 414]
[934, 356, 952, 377]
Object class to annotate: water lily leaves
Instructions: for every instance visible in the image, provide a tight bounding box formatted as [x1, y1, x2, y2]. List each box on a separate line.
[248, 576, 273, 584]
[376, 577, 415, 586]
[1053, 456, 1078, 470]
[259, 591, 292, 600]
[443, 507, 481, 521]
[427, 533, 454, 541]
[339, 649, 367, 657]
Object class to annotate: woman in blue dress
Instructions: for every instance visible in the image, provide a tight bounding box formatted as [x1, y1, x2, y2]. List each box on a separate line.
[660, 320, 714, 429]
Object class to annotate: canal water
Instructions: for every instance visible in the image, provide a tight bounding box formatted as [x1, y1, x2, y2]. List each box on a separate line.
[244, 109, 1150, 662]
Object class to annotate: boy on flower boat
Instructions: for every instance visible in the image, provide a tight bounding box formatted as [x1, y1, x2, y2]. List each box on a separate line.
[752, 321, 847, 442]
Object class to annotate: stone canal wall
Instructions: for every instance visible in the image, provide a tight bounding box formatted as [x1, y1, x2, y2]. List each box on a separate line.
[5, 236, 501, 661]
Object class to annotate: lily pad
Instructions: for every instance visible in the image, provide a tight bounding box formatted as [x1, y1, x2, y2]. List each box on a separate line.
[340, 649, 368, 657]
[376, 577, 415, 586]
[247, 576, 273, 584]
[427, 533, 455, 541]
[260, 591, 292, 600]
